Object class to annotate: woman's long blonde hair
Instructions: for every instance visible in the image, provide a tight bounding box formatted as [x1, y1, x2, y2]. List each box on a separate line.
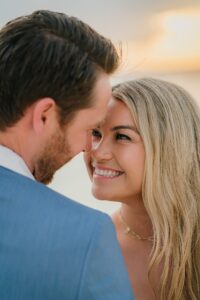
[112, 78, 200, 299]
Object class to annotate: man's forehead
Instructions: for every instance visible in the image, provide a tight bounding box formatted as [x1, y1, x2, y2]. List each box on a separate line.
[92, 73, 111, 103]
[94, 117, 106, 128]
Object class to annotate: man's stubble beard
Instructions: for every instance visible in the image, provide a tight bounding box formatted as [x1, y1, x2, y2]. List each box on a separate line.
[33, 130, 73, 184]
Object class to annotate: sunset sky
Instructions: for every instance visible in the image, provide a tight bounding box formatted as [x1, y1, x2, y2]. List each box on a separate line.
[1, 0, 200, 74]
[119, 6, 200, 73]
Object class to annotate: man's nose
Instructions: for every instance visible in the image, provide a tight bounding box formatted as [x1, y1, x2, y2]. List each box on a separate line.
[83, 131, 92, 152]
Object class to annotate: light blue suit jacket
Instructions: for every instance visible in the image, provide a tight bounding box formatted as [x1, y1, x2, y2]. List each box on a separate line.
[0, 167, 134, 299]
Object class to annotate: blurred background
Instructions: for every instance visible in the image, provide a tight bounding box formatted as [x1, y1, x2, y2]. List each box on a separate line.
[1, 0, 200, 214]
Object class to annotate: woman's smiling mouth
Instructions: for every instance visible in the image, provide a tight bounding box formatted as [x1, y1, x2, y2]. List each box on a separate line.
[92, 163, 124, 178]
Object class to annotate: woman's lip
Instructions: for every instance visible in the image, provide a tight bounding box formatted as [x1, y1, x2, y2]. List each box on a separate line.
[92, 168, 124, 179]
[91, 163, 125, 180]
[91, 163, 123, 173]
[93, 173, 123, 180]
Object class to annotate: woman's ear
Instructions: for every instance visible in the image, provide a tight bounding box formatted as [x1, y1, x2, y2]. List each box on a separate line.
[32, 98, 56, 135]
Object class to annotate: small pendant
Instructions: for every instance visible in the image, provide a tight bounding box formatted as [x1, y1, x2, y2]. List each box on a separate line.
[125, 226, 131, 234]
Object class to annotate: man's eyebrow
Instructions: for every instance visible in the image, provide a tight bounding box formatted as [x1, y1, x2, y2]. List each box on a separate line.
[111, 125, 139, 133]
[95, 122, 102, 128]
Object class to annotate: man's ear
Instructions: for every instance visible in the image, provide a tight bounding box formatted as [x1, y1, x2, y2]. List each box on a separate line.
[32, 98, 56, 135]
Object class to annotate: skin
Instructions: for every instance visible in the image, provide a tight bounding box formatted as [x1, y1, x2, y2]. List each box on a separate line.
[0, 71, 111, 184]
[85, 99, 161, 299]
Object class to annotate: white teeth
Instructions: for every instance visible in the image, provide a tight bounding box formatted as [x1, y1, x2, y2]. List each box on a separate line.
[94, 168, 121, 178]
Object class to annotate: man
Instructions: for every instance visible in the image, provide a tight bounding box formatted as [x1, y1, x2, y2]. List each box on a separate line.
[0, 10, 134, 300]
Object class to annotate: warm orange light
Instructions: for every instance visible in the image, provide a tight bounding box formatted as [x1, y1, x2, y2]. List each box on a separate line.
[119, 8, 200, 73]
[155, 10, 200, 58]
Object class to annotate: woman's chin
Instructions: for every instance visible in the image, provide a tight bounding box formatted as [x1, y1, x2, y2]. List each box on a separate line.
[92, 190, 117, 202]
[92, 192, 106, 200]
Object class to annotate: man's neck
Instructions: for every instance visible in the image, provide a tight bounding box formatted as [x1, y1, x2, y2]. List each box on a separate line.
[0, 126, 34, 174]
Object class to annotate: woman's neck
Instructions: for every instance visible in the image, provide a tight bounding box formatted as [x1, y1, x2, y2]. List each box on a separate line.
[114, 202, 153, 239]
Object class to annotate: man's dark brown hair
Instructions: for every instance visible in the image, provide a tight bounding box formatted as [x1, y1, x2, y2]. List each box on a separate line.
[0, 10, 119, 130]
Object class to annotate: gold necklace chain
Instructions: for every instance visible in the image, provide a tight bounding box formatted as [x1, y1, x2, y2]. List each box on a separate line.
[118, 210, 154, 242]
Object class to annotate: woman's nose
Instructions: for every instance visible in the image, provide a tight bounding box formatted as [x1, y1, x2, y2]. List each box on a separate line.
[91, 140, 112, 161]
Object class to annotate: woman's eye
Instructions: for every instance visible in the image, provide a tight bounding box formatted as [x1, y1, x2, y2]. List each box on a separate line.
[116, 133, 131, 141]
[91, 129, 102, 139]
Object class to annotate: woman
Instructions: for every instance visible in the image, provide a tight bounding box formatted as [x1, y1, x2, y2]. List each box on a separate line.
[84, 78, 200, 299]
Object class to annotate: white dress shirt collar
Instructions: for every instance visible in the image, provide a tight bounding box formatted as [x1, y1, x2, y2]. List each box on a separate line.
[0, 145, 35, 180]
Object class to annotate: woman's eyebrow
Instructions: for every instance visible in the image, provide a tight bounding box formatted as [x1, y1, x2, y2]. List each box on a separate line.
[111, 125, 139, 133]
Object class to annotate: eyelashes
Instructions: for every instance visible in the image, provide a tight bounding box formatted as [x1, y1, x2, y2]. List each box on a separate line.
[91, 129, 132, 142]
[115, 133, 132, 141]
[91, 129, 102, 138]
